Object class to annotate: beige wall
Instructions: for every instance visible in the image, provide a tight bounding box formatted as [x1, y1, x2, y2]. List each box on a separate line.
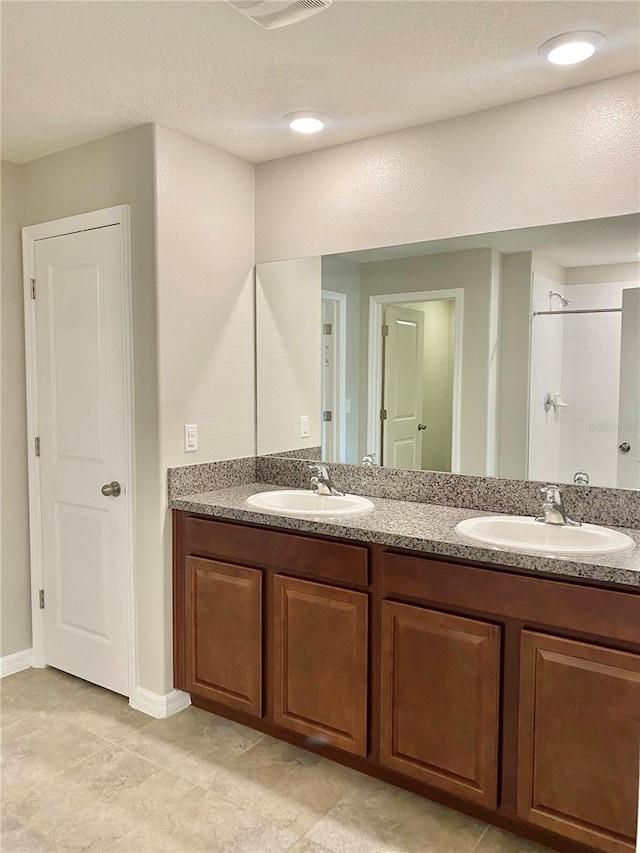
[499, 252, 533, 479]
[418, 301, 455, 473]
[19, 125, 165, 692]
[155, 126, 256, 469]
[154, 126, 255, 691]
[360, 249, 495, 474]
[566, 262, 640, 285]
[1, 160, 32, 657]
[321, 256, 361, 463]
[255, 74, 640, 263]
[256, 257, 321, 456]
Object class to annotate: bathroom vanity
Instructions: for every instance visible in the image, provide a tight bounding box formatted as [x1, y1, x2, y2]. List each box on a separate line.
[172, 486, 640, 853]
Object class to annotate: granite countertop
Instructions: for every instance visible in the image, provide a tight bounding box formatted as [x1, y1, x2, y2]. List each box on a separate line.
[170, 483, 640, 589]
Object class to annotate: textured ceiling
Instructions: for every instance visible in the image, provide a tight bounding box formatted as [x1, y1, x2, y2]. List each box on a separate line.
[2, 0, 639, 164]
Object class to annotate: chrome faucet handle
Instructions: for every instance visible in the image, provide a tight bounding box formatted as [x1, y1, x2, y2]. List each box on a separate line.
[361, 453, 375, 466]
[536, 484, 581, 527]
[308, 463, 328, 479]
[307, 463, 343, 497]
[540, 484, 562, 504]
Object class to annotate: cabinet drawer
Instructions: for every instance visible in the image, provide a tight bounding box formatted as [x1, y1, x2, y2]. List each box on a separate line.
[185, 516, 368, 586]
[382, 551, 640, 646]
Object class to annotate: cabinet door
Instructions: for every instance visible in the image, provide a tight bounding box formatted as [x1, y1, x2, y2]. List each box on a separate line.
[518, 631, 640, 853]
[185, 556, 262, 717]
[380, 600, 501, 807]
[272, 575, 368, 756]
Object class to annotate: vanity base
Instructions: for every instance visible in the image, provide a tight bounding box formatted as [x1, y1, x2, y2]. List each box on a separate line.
[174, 510, 640, 853]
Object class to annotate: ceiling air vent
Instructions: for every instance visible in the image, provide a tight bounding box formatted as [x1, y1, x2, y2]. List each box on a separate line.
[226, 0, 332, 30]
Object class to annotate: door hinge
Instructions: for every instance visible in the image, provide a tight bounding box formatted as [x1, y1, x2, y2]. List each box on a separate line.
[322, 323, 332, 335]
[381, 324, 389, 337]
[322, 410, 332, 422]
[380, 409, 387, 420]
[39, 589, 45, 609]
[30, 279, 36, 300]
[34, 436, 40, 457]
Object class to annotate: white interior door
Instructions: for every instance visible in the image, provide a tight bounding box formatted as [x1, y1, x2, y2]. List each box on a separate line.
[382, 305, 425, 469]
[617, 287, 640, 489]
[321, 299, 337, 461]
[34, 224, 130, 696]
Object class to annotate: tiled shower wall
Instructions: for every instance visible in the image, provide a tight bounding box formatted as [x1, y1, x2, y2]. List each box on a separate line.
[529, 277, 639, 487]
[557, 281, 625, 487]
[528, 274, 564, 482]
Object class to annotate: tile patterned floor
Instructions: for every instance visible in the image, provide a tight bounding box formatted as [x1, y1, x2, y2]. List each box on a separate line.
[1, 667, 552, 853]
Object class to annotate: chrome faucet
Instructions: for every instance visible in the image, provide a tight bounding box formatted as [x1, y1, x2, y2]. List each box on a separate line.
[308, 463, 344, 497]
[361, 453, 376, 466]
[573, 470, 590, 486]
[535, 485, 581, 527]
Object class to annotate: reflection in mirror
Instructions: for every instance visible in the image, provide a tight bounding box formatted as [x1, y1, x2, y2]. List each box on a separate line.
[255, 214, 640, 489]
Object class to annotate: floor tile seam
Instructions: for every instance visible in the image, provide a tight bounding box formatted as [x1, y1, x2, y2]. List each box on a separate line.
[0, 705, 60, 735]
[1, 691, 110, 736]
[100, 781, 300, 852]
[0, 707, 42, 730]
[299, 787, 493, 851]
[188, 780, 312, 842]
[4, 741, 114, 820]
[214, 731, 270, 767]
[116, 712, 158, 738]
[114, 737, 219, 785]
[113, 727, 270, 785]
[473, 823, 491, 850]
[92, 782, 200, 853]
[189, 773, 329, 839]
[9, 744, 200, 853]
[95, 717, 161, 745]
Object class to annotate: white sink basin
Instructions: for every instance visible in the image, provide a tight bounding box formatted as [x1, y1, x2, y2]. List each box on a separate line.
[246, 489, 374, 518]
[455, 516, 635, 556]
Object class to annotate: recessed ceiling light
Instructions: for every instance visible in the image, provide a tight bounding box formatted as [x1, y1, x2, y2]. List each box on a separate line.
[283, 112, 331, 134]
[539, 31, 605, 65]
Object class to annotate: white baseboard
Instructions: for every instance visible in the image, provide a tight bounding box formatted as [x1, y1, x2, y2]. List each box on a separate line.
[0, 648, 33, 678]
[130, 686, 191, 719]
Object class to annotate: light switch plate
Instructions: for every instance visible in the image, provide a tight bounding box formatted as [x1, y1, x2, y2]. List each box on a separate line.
[300, 415, 309, 438]
[184, 424, 198, 452]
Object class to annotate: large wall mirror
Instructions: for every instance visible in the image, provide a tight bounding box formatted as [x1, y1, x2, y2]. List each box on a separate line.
[255, 214, 640, 490]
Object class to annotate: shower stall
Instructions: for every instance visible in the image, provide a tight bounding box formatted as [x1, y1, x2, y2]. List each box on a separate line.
[528, 273, 640, 488]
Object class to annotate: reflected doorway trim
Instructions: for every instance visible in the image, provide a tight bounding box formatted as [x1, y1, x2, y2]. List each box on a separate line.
[321, 290, 347, 463]
[367, 290, 464, 473]
[21, 205, 137, 701]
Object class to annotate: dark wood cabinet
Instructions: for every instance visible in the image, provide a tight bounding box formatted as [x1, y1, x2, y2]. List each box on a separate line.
[272, 574, 368, 756]
[380, 600, 501, 808]
[174, 511, 640, 853]
[518, 631, 640, 853]
[184, 556, 262, 716]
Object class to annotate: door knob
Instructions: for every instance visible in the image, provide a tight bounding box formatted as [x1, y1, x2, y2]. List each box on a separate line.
[101, 481, 121, 497]
[417, 423, 427, 431]
[618, 442, 631, 453]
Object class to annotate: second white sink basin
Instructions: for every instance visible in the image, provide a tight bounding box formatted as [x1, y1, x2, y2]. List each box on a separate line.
[456, 515, 635, 556]
[246, 489, 374, 518]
